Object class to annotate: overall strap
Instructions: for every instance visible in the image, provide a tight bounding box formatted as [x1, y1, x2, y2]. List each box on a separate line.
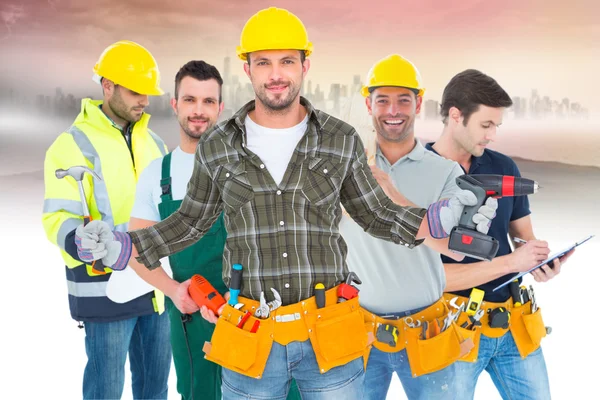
[160, 152, 173, 202]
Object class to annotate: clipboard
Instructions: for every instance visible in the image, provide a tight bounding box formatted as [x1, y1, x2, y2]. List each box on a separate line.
[493, 235, 595, 292]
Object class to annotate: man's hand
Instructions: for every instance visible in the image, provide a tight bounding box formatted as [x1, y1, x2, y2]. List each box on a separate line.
[74, 220, 132, 270]
[508, 240, 551, 273]
[75, 220, 113, 262]
[199, 291, 230, 324]
[530, 248, 575, 282]
[427, 190, 499, 239]
[370, 165, 395, 197]
[168, 279, 201, 315]
[370, 165, 411, 206]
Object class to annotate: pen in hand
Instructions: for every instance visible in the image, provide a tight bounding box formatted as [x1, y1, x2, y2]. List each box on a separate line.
[513, 237, 528, 244]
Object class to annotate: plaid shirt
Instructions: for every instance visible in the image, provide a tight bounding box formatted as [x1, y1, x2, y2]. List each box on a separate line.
[130, 97, 427, 305]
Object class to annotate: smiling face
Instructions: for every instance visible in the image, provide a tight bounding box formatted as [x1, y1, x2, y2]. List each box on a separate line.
[244, 49, 309, 112]
[171, 76, 222, 140]
[366, 86, 422, 144]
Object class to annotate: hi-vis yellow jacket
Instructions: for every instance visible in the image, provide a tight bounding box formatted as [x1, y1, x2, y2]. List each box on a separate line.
[42, 98, 167, 322]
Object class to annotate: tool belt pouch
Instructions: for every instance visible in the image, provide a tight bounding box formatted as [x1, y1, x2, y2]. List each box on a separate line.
[510, 303, 547, 359]
[203, 304, 274, 379]
[405, 322, 468, 377]
[454, 313, 483, 363]
[305, 296, 368, 374]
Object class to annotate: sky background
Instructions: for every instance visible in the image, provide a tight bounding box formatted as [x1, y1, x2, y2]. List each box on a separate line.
[1, 0, 599, 116]
[2, 2, 599, 398]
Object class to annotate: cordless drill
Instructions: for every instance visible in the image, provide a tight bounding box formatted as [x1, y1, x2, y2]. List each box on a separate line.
[188, 274, 226, 315]
[449, 174, 539, 261]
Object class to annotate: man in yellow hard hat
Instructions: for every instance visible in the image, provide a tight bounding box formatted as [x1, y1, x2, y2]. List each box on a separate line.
[42, 40, 171, 399]
[76, 8, 496, 399]
[341, 54, 483, 399]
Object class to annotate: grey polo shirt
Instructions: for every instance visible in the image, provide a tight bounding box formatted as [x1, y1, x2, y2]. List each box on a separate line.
[339, 139, 463, 314]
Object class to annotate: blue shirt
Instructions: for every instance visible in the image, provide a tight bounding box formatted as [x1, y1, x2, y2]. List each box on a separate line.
[425, 143, 531, 302]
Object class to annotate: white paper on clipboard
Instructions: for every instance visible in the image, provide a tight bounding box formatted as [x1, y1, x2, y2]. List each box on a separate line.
[106, 257, 173, 303]
[493, 235, 595, 292]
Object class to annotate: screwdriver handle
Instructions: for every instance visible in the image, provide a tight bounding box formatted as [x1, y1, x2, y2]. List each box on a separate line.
[315, 283, 325, 308]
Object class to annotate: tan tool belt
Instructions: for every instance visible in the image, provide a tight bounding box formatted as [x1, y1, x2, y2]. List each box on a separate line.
[203, 286, 373, 379]
[443, 293, 547, 362]
[362, 297, 476, 377]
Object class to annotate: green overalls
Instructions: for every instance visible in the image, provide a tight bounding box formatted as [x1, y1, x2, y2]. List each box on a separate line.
[158, 152, 301, 400]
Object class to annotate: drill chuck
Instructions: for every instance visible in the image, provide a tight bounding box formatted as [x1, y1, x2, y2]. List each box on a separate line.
[512, 177, 538, 196]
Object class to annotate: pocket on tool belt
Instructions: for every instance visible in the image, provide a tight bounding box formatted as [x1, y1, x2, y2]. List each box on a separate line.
[204, 305, 273, 378]
[454, 325, 482, 363]
[306, 297, 369, 373]
[509, 303, 546, 359]
[523, 307, 546, 346]
[405, 323, 465, 377]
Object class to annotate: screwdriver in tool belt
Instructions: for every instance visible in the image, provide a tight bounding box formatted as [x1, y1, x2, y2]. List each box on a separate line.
[315, 283, 325, 308]
[509, 279, 522, 307]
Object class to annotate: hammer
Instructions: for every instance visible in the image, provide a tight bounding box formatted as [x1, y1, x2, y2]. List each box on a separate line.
[55, 166, 106, 274]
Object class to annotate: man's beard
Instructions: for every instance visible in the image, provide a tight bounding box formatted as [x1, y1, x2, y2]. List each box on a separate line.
[255, 80, 301, 112]
[179, 116, 212, 139]
[109, 90, 142, 123]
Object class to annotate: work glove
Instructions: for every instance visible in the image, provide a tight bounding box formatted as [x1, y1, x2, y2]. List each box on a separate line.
[102, 231, 132, 271]
[75, 220, 112, 262]
[75, 220, 132, 270]
[427, 190, 498, 239]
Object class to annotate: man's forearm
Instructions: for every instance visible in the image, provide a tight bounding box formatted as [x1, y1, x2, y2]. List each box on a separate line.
[129, 208, 217, 270]
[443, 255, 511, 292]
[128, 245, 179, 298]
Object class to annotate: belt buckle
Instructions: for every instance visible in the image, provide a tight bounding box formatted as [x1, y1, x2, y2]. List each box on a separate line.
[275, 312, 301, 323]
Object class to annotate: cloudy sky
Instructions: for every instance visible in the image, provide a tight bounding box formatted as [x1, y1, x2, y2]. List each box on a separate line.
[1, 0, 599, 114]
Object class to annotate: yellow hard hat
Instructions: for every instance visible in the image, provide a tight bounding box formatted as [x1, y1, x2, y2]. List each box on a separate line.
[93, 40, 164, 96]
[361, 54, 425, 97]
[236, 7, 313, 61]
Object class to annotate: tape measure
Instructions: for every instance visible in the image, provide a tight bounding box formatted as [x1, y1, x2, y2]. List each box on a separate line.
[466, 288, 485, 316]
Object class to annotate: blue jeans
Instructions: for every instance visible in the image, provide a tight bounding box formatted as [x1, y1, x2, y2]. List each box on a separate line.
[82, 312, 172, 399]
[455, 332, 551, 400]
[221, 339, 364, 399]
[363, 306, 456, 400]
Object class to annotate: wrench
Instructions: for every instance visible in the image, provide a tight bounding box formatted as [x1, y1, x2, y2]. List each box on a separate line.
[254, 288, 282, 319]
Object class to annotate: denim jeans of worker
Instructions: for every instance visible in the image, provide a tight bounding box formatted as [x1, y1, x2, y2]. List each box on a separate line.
[82, 311, 172, 400]
[221, 339, 365, 400]
[363, 304, 456, 400]
[454, 331, 551, 400]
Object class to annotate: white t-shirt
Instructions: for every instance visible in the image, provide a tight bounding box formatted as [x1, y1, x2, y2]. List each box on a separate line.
[131, 146, 195, 221]
[245, 114, 308, 185]
[108, 147, 194, 302]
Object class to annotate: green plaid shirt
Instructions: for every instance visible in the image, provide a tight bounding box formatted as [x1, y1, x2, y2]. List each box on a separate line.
[130, 97, 427, 305]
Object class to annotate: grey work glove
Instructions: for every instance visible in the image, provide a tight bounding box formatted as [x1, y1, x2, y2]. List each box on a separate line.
[472, 198, 498, 234]
[75, 220, 113, 262]
[427, 190, 499, 239]
[102, 232, 132, 271]
[74, 220, 132, 270]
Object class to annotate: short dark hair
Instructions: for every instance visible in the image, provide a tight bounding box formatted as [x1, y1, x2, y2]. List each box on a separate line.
[174, 60, 223, 102]
[440, 69, 512, 125]
[246, 50, 306, 66]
